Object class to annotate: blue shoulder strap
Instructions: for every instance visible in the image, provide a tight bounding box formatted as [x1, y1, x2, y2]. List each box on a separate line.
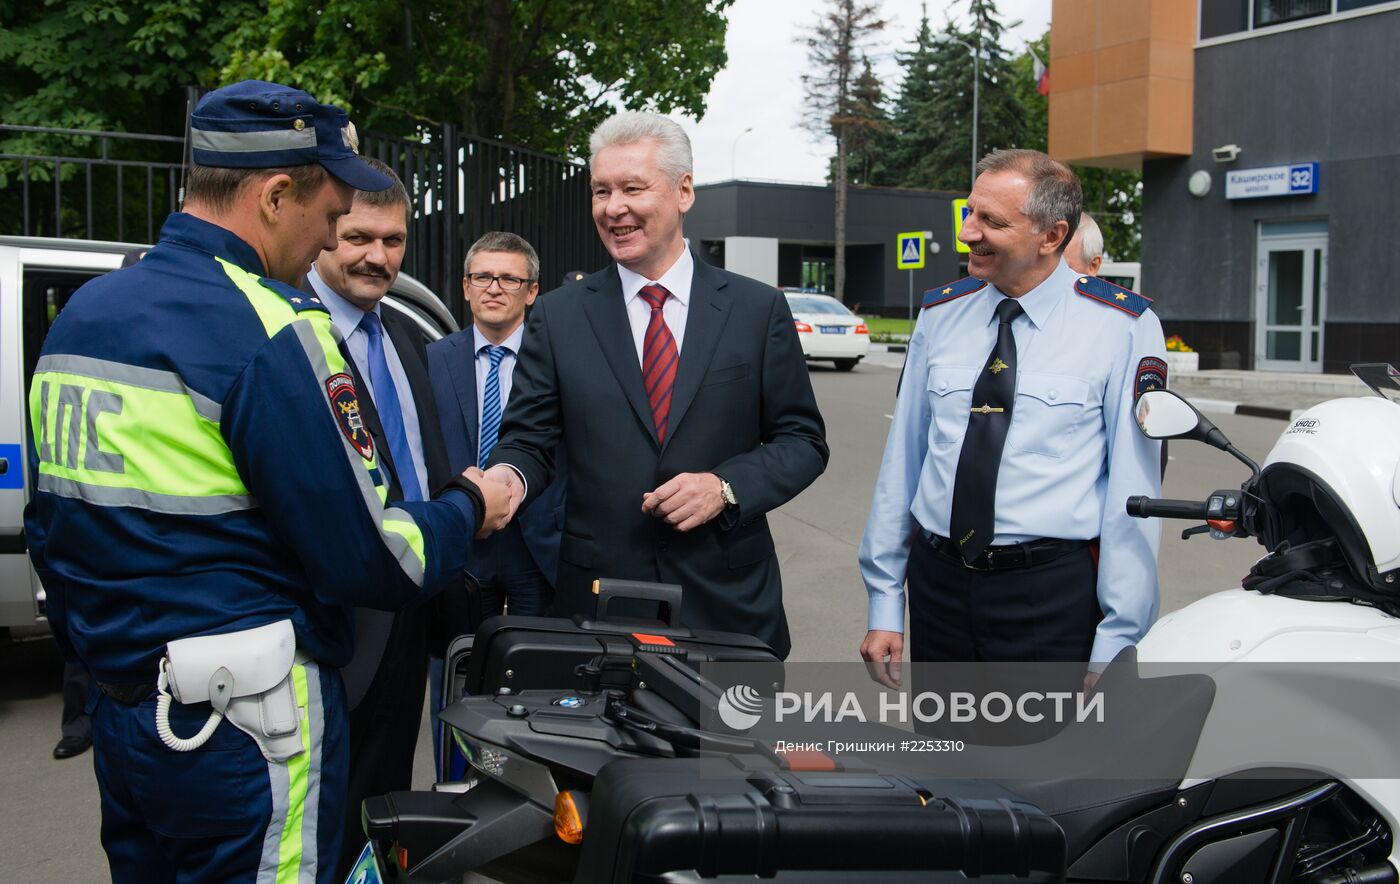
[1073, 274, 1152, 318]
[264, 277, 332, 315]
[921, 276, 987, 309]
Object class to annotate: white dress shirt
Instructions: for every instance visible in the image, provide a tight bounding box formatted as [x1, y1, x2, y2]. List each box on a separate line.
[307, 265, 430, 496]
[617, 244, 694, 362]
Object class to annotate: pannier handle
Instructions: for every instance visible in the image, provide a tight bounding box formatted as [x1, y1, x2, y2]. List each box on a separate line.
[593, 578, 684, 628]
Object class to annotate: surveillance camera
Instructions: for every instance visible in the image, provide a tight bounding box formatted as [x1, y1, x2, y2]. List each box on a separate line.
[1211, 144, 1241, 163]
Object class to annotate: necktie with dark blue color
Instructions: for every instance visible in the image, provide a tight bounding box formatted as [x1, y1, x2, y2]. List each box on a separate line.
[639, 284, 679, 444]
[949, 297, 1024, 562]
[359, 311, 423, 501]
[477, 344, 508, 466]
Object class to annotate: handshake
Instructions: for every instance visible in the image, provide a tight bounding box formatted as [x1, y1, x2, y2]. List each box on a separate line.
[458, 465, 731, 540]
[461, 464, 525, 539]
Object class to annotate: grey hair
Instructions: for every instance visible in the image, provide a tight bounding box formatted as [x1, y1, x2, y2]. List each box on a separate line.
[464, 231, 540, 281]
[588, 112, 693, 182]
[1076, 212, 1104, 264]
[976, 149, 1083, 254]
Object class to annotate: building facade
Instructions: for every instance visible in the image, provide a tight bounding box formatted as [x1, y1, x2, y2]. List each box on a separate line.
[684, 181, 966, 317]
[1051, 0, 1400, 372]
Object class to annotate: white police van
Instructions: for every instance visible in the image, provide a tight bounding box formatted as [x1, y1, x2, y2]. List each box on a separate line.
[0, 235, 457, 637]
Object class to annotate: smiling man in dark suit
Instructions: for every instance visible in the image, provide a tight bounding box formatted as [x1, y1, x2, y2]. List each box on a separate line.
[481, 112, 828, 658]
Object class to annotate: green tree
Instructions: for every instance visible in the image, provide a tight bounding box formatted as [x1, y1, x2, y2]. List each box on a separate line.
[0, 0, 732, 159]
[832, 58, 896, 186]
[800, 0, 887, 304]
[0, 0, 253, 153]
[908, 0, 1028, 192]
[215, 0, 732, 156]
[884, 2, 1028, 192]
[0, 0, 255, 234]
[1009, 31, 1142, 261]
[885, 9, 941, 188]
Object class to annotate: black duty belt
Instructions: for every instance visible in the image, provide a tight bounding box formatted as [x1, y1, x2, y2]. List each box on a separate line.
[925, 532, 1093, 572]
[98, 681, 157, 706]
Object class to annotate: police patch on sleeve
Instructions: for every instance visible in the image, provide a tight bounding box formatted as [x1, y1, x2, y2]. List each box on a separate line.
[326, 373, 373, 460]
[1135, 356, 1168, 402]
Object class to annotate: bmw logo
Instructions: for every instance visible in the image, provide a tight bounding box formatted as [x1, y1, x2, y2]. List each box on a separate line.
[555, 696, 583, 708]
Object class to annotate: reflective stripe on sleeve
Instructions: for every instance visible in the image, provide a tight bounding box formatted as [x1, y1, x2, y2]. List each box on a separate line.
[217, 259, 428, 585]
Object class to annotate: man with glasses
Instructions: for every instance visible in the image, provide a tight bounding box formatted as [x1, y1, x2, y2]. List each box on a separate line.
[426, 235, 567, 767]
[429, 232, 565, 622]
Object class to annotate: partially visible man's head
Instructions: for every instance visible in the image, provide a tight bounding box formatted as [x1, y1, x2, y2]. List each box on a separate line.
[464, 232, 540, 343]
[179, 80, 392, 286]
[313, 157, 410, 310]
[958, 149, 1082, 296]
[588, 112, 695, 281]
[1066, 212, 1104, 276]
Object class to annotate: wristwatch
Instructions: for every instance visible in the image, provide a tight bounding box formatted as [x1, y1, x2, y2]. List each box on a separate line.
[719, 478, 738, 510]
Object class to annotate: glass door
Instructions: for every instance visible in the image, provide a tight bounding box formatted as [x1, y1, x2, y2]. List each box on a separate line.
[1255, 233, 1327, 372]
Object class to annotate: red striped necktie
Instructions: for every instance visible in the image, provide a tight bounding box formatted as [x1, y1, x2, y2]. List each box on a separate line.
[639, 283, 679, 444]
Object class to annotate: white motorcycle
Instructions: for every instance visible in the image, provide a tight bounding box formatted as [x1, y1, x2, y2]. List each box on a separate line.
[1122, 363, 1400, 884]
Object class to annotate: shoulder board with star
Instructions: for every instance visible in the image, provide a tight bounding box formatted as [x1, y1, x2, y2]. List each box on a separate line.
[262, 277, 330, 314]
[1074, 275, 1152, 318]
[921, 276, 987, 309]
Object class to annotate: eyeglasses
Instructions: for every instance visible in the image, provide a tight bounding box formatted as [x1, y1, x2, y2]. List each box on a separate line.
[466, 272, 532, 293]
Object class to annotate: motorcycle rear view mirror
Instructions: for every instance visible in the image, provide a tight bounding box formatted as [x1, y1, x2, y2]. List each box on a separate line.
[1135, 390, 1201, 439]
[1133, 389, 1261, 475]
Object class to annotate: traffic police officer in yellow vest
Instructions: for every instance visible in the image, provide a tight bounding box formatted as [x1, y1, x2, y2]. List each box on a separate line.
[859, 150, 1166, 685]
[24, 80, 510, 883]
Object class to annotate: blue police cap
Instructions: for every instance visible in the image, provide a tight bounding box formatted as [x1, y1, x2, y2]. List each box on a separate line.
[190, 80, 392, 192]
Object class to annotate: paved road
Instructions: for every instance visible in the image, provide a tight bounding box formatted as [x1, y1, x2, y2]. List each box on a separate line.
[0, 351, 1288, 880]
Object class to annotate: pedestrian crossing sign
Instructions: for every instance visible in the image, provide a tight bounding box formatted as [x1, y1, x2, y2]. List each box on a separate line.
[896, 231, 925, 270]
[953, 199, 971, 254]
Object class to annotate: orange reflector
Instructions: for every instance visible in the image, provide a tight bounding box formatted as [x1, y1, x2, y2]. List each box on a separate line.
[632, 632, 675, 646]
[395, 845, 409, 869]
[779, 749, 836, 771]
[554, 791, 586, 845]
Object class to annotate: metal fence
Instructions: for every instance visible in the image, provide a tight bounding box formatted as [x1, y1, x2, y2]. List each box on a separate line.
[0, 124, 185, 243]
[360, 125, 607, 323]
[0, 122, 608, 322]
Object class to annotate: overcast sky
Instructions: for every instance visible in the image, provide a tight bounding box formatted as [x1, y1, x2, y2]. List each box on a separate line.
[676, 0, 1051, 185]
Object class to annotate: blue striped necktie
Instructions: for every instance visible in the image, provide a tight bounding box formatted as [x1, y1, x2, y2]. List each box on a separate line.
[359, 311, 423, 501]
[478, 345, 508, 465]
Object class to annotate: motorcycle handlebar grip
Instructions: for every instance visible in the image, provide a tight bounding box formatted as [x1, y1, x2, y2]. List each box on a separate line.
[1126, 496, 1210, 520]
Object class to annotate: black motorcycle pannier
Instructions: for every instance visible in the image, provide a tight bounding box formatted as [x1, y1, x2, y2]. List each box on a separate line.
[574, 757, 1067, 883]
[455, 578, 781, 697]
[438, 578, 784, 778]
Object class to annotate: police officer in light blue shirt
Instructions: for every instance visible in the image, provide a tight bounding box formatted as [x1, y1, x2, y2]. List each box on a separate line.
[859, 149, 1166, 685]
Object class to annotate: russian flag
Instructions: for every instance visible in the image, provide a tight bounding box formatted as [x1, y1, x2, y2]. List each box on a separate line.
[1029, 46, 1050, 96]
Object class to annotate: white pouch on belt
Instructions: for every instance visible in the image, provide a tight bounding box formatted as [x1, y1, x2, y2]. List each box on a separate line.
[155, 619, 306, 762]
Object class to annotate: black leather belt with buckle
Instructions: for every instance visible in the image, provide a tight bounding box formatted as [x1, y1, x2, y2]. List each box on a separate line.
[925, 533, 1093, 571]
[98, 681, 157, 706]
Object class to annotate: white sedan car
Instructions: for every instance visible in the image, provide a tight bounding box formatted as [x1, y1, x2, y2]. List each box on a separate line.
[784, 291, 870, 371]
